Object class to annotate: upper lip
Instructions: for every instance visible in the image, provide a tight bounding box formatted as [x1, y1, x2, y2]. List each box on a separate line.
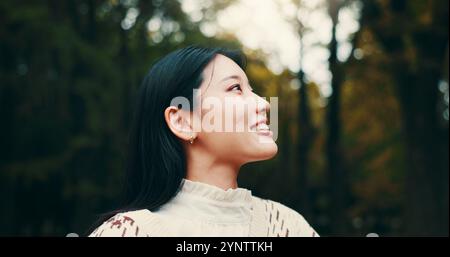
[251, 118, 268, 130]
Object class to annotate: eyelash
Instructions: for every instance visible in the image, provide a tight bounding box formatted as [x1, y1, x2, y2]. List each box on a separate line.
[228, 83, 255, 93]
[229, 84, 242, 92]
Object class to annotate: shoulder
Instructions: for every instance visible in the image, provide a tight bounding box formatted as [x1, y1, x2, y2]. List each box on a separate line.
[252, 196, 319, 237]
[89, 209, 160, 237]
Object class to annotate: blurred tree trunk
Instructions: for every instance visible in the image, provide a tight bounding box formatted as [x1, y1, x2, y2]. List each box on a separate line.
[285, 0, 316, 222]
[87, 0, 97, 43]
[297, 40, 314, 219]
[118, 5, 132, 133]
[362, 0, 449, 236]
[279, 78, 291, 174]
[326, 0, 348, 235]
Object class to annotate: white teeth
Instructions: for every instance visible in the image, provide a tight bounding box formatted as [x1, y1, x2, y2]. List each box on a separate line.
[256, 123, 270, 130]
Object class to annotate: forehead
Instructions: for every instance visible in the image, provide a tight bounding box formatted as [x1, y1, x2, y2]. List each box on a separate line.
[202, 54, 247, 85]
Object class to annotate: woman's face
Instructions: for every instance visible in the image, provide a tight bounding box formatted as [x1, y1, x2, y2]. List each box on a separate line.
[191, 54, 277, 165]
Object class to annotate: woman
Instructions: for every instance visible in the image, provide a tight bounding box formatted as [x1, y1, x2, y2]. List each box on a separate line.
[89, 45, 318, 237]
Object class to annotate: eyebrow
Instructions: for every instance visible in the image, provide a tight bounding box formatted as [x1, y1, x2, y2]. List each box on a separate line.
[219, 74, 253, 91]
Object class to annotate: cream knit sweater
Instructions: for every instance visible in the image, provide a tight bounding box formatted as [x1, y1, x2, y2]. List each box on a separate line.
[89, 179, 319, 237]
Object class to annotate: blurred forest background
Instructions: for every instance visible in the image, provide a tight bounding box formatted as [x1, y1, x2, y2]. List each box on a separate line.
[0, 0, 448, 236]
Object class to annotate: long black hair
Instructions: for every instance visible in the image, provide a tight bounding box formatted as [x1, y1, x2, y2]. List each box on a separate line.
[88, 45, 246, 233]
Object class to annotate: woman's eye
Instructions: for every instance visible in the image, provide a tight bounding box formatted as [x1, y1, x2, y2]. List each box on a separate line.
[229, 84, 242, 92]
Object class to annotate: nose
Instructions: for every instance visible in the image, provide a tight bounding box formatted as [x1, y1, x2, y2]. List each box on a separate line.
[256, 94, 270, 115]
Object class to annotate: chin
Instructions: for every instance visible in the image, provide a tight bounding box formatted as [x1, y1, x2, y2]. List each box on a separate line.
[253, 140, 278, 161]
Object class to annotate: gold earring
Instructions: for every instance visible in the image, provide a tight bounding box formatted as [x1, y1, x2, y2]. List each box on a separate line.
[189, 135, 195, 144]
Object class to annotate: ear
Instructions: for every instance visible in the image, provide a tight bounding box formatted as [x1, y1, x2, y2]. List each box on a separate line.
[164, 106, 196, 142]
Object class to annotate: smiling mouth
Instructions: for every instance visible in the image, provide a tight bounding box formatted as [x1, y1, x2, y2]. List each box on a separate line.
[250, 121, 273, 137]
[256, 130, 273, 137]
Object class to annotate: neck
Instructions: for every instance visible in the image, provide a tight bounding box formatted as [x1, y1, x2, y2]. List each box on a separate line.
[185, 145, 241, 190]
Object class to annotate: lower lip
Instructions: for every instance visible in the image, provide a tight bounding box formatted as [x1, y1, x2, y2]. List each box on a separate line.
[256, 130, 273, 137]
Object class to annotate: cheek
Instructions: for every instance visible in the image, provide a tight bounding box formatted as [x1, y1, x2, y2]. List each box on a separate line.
[222, 98, 249, 131]
[221, 100, 277, 161]
[197, 95, 277, 162]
